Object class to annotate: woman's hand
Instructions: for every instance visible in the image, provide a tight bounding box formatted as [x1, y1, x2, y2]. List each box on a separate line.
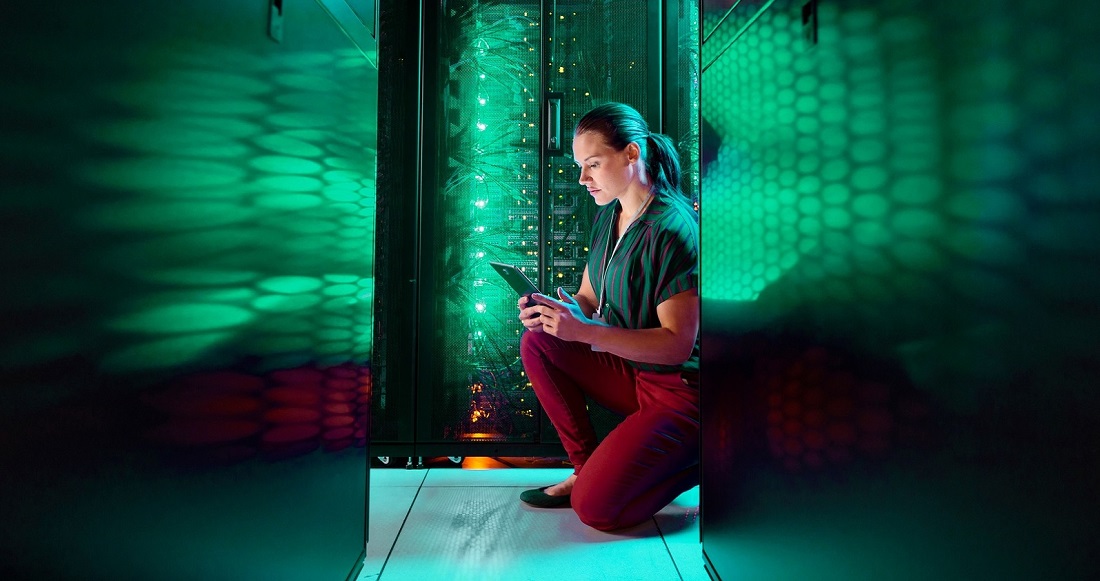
[533, 287, 606, 342]
[518, 294, 545, 332]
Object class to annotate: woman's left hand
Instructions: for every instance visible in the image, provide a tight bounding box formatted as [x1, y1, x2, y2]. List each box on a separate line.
[534, 287, 605, 343]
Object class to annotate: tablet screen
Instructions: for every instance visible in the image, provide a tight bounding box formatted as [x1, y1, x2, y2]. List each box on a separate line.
[488, 262, 541, 296]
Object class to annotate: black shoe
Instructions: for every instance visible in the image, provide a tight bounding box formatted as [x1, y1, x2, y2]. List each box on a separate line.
[520, 486, 571, 508]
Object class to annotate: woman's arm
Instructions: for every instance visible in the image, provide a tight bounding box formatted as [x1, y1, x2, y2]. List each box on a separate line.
[536, 287, 699, 366]
[582, 288, 698, 365]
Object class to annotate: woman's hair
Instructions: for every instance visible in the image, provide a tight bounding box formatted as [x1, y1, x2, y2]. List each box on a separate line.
[575, 102, 686, 200]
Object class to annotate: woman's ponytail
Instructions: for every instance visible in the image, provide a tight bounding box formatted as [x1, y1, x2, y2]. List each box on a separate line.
[645, 132, 683, 200]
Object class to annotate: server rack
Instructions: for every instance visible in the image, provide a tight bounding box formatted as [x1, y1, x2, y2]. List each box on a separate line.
[372, 0, 699, 460]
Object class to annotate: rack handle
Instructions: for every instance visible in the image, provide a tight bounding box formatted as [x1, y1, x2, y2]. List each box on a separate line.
[545, 93, 563, 154]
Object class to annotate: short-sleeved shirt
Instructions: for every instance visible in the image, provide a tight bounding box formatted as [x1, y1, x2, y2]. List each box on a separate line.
[588, 193, 700, 373]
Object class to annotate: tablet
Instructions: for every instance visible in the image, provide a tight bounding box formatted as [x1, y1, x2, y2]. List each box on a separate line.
[489, 262, 541, 297]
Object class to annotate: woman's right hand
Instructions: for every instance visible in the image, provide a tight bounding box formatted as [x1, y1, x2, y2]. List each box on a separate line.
[518, 294, 544, 332]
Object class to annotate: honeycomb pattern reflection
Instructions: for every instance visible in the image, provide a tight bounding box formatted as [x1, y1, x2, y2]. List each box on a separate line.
[700, 0, 1100, 576]
[702, 0, 1100, 426]
[0, 10, 378, 468]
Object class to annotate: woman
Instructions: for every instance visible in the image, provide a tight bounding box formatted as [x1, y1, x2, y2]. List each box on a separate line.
[517, 102, 700, 531]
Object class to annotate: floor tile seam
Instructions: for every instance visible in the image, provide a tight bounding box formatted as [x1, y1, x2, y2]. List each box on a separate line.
[654, 516, 687, 581]
[375, 472, 428, 581]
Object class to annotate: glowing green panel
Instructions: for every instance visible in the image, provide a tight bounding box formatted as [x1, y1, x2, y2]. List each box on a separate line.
[85, 201, 252, 231]
[257, 276, 325, 294]
[253, 192, 324, 210]
[322, 284, 359, 297]
[132, 269, 259, 286]
[851, 166, 888, 191]
[852, 194, 890, 218]
[78, 159, 247, 192]
[254, 133, 326, 157]
[255, 175, 325, 192]
[891, 208, 944, 238]
[251, 294, 324, 312]
[109, 304, 254, 333]
[101, 332, 235, 372]
[251, 155, 325, 174]
[891, 176, 941, 205]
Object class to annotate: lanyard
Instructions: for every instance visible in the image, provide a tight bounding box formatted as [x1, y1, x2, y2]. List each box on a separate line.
[597, 192, 653, 317]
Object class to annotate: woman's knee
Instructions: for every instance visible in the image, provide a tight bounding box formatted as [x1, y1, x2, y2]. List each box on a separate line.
[519, 329, 557, 362]
[571, 487, 640, 532]
[572, 496, 621, 531]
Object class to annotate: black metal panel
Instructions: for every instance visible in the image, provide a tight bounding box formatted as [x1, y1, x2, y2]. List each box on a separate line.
[371, 0, 424, 445]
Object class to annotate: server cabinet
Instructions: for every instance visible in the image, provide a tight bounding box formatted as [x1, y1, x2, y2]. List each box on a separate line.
[373, 0, 698, 458]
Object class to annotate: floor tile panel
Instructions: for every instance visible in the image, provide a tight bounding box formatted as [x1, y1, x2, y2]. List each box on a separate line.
[360, 485, 420, 580]
[381, 486, 683, 581]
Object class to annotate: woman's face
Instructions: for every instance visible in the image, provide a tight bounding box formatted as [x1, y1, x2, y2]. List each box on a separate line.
[572, 130, 641, 206]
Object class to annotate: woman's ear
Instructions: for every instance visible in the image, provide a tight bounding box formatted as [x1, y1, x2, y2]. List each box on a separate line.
[625, 141, 641, 164]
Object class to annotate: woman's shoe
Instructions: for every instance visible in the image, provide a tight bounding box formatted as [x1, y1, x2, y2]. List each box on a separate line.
[519, 486, 571, 508]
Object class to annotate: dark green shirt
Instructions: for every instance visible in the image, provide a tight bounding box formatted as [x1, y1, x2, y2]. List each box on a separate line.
[588, 194, 700, 372]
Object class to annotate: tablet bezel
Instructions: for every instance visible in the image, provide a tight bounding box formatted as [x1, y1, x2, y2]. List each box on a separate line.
[488, 261, 541, 296]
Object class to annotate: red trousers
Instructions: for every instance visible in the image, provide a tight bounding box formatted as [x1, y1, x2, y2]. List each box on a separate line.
[520, 330, 700, 531]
